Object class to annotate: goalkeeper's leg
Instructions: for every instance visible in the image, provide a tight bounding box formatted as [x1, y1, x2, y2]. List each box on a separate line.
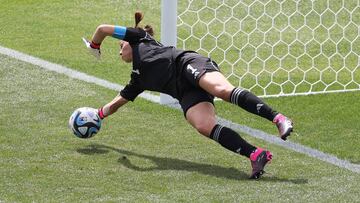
[185, 102, 272, 179]
[199, 71, 293, 140]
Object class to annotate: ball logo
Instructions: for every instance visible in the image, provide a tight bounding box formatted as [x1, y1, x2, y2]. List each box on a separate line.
[80, 115, 88, 122]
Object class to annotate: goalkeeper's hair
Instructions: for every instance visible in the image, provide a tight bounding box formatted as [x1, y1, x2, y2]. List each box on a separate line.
[134, 11, 154, 36]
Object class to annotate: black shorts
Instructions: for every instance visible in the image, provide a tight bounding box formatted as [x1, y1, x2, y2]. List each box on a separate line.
[182, 53, 220, 87]
[179, 88, 214, 117]
[176, 52, 220, 116]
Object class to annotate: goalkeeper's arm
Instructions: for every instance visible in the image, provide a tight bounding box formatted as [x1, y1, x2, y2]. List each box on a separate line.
[89, 11, 148, 46]
[98, 95, 128, 119]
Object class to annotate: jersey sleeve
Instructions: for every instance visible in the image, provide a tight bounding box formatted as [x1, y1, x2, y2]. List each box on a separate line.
[119, 75, 144, 101]
[123, 27, 147, 44]
[112, 26, 147, 44]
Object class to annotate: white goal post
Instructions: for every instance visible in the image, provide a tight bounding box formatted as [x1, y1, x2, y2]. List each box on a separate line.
[160, 0, 179, 104]
[161, 0, 360, 101]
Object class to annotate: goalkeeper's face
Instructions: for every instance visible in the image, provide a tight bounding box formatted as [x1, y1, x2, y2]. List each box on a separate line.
[119, 41, 133, 63]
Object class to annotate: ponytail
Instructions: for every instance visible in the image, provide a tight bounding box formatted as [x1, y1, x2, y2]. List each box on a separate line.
[144, 25, 154, 36]
[134, 11, 143, 28]
[134, 11, 154, 36]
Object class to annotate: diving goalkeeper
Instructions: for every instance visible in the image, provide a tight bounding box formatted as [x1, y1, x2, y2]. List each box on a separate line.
[82, 11, 293, 179]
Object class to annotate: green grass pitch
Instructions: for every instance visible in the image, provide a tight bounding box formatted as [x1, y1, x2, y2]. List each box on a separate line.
[0, 0, 359, 202]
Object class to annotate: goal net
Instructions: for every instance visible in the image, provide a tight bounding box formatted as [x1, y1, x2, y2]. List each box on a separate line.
[177, 0, 360, 97]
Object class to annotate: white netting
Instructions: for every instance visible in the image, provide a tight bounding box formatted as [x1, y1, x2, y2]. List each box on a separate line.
[177, 0, 360, 97]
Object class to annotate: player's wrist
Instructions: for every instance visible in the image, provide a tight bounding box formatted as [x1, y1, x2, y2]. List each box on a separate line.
[98, 107, 106, 120]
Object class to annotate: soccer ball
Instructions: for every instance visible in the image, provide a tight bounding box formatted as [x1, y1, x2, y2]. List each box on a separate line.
[68, 107, 102, 138]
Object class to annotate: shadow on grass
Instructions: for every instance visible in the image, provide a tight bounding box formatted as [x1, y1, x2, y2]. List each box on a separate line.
[77, 144, 308, 184]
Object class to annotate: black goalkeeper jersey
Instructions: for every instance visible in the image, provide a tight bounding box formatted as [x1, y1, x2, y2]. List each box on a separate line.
[120, 27, 196, 101]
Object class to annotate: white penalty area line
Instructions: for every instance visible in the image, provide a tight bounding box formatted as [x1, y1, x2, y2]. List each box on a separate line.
[1, 45, 359, 174]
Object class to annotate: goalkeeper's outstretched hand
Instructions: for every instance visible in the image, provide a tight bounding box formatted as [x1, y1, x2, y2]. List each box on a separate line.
[97, 107, 106, 120]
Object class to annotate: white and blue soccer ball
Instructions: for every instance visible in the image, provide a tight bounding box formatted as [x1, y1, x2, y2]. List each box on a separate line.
[68, 107, 102, 139]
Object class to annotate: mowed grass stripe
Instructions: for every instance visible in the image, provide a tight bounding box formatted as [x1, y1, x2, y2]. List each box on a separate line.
[1, 45, 359, 173]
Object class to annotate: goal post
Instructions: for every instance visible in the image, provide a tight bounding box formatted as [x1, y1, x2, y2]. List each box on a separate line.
[160, 0, 178, 105]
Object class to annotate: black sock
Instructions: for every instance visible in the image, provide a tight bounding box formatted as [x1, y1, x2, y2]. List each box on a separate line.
[210, 124, 256, 158]
[230, 88, 277, 121]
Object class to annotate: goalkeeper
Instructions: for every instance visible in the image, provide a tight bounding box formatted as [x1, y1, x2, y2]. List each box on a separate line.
[82, 11, 293, 179]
